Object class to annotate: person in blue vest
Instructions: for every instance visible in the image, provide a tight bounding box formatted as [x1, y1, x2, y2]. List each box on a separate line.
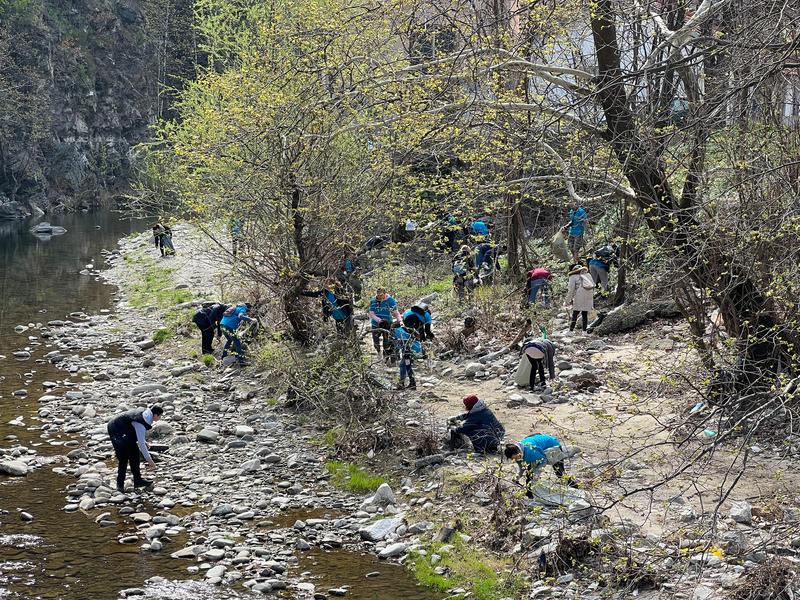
[368, 288, 401, 358]
[588, 243, 619, 295]
[302, 279, 354, 336]
[192, 302, 229, 355]
[220, 302, 256, 364]
[447, 395, 505, 453]
[388, 320, 421, 390]
[107, 405, 164, 493]
[562, 201, 588, 262]
[337, 251, 363, 300]
[504, 434, 577, 493]
[403, 302, 434, 342]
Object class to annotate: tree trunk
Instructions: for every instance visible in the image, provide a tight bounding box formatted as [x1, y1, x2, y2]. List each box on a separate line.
[590, 0, 779, 347]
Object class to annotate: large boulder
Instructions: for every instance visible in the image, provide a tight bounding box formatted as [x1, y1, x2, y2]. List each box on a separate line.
[0, 197, 30, 220]
[359, 516, 405, 542]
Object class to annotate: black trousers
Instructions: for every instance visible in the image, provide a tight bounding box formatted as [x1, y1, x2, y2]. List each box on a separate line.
[527, 356, 546, 388]
[109, 433, 142, 489]
[371, 327, 389, 353]
[570, 310, 589, 331]
[193, 314, 215, 354]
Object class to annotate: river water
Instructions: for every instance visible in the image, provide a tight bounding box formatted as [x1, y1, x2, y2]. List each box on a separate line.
[0, 212, 442, 600]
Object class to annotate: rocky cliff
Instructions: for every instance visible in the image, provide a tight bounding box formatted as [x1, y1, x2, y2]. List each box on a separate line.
[0, 0, 194, 217]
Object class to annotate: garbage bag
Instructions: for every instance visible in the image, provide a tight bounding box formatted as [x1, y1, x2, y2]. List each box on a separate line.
[550, 231, 571, 263]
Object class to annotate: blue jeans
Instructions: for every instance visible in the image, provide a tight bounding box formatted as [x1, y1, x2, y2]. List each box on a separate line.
[399, 356, 414, 381]
[528, 279, 550, 306]
[221, 326, 243, 360]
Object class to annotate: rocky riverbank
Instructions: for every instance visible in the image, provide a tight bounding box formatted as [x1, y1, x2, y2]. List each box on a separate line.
[3, 226, 445, 599]
[7, 224, 800, 600]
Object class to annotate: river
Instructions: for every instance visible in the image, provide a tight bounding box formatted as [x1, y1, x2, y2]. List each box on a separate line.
[0, 212, 442, 600]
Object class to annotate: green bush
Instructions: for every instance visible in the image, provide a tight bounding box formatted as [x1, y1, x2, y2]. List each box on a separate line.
[201, 354, 215, 367]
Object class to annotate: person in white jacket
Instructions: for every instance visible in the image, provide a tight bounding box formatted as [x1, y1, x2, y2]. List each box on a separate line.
[564, 264, 594, 333]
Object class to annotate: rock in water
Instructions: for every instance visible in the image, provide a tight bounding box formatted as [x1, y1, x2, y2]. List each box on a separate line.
[378, 542, 407, 558]
[0, 460, 29, 476]
[359, 516, 404, 542]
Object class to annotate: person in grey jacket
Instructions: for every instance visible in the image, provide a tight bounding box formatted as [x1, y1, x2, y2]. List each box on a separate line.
[521, 338, 556, 391]
[106, 405, 163, 493]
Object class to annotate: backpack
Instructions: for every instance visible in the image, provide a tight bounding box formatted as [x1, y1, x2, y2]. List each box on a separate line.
[579, 273, 595, 290]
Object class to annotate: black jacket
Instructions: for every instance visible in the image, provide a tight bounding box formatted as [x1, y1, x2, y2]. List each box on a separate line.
[107, 408, 152, 441]
[454, 400, 505, 453]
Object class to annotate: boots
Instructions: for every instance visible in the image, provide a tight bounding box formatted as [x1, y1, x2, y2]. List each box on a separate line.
[408, 377, 417, 390]
[396, 379, 406, 390]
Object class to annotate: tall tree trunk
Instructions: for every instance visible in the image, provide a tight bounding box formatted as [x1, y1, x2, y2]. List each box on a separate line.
[589, 0, 779, 347]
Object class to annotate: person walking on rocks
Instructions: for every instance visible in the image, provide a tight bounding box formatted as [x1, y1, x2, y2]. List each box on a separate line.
[452, 245, 477, 302]
[220, 302, 256, 364]
[192, 302, 229, 355]
[152, 223, 167, 256]
[561, 201, 588, 262]
[521, 338, 556, 391]
[447, 395, 505, 453]
[368, 288, 401, 359]
[588, 243, 619, 295]
[390, 320, 421, 390]
[107, 405, 163, 493]
[564, 263, 594, 334]
[504, 433, 577, 494]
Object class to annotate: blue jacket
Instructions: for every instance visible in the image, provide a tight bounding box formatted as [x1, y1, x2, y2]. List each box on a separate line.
[519, 434, 561, 467]
[220, 304, 252, 330]
[471, 220, 489, 237]
[394, 326, 422, 355]
[369, 296, 398, 326]
[568, 207, 587, 236]
[454, 399, 505, 453]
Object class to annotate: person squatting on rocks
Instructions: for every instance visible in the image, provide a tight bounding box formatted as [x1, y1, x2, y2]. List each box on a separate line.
[403, 302, 434, 344]
[390, 320, 421, 390]
[368, 288, 401, 359]
[107, 404, 163, 493]
[564, 263, 595, 334]
[447, 394, 505, 453]
[220, 302, 256, 364]
[521, 338, 556, 391]
[302, 279, 354, 336]
[504, 433, 578, 495]
[562, 201, 588, 263]
[192, 302, 228, 355]
[588, 243, 619, 295]
[525, 267, 553, 307]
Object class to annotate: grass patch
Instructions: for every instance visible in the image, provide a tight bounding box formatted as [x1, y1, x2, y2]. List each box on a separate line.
[126, 253, 194, 310]
[201, 354, 215, 367]
[152, 328, 174, 345]
[325, 461, 385, 493]
[412, 538, 527, 600]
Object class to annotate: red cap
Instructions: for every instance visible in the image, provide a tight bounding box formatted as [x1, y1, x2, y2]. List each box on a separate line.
[463, 395, 479, 410]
